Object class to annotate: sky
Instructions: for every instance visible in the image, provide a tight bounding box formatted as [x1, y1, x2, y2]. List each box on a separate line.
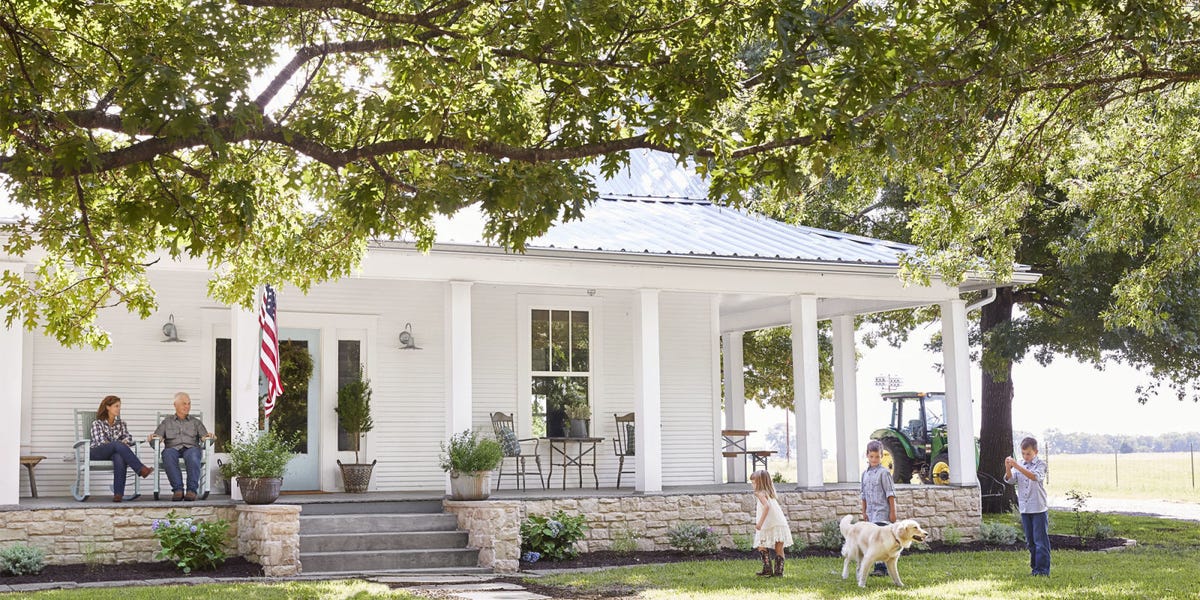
[740, 323, 1200, 454]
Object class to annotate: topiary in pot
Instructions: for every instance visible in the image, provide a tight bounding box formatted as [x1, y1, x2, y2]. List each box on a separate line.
[335, 367, 376, 492]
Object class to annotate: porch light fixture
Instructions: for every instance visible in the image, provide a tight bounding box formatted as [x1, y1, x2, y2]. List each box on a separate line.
[161, 314, 185, 343]
[398, 322, 421, 350]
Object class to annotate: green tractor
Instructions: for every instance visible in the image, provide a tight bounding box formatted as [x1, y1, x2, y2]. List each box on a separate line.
[869, 391, 954, 485]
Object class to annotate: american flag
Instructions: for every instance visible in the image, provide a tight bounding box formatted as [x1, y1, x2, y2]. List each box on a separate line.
[259, 285, 283, 418]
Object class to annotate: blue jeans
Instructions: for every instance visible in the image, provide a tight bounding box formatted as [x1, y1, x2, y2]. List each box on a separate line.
[162, 446, 203, 493]
[1021, 511, 1051, 575]
[90, 442, 146, 496]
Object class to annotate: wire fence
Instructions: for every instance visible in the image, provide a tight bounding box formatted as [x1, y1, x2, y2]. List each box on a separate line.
[1043, 443, 1197, 502]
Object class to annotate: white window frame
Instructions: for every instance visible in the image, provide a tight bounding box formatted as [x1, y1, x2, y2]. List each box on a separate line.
[516, 294, 603, 440]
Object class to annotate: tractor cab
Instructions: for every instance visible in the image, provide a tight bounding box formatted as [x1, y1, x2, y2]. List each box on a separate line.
[870, 391, 951, 484]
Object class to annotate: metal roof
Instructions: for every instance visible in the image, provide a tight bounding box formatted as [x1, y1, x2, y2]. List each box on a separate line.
[521, 196, 914, 265]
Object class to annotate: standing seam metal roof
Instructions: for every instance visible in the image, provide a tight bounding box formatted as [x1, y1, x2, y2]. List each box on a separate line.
[524, 195, 914, 266]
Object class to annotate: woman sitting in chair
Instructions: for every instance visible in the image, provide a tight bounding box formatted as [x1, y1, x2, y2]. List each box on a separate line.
[91, 395, 153, 502]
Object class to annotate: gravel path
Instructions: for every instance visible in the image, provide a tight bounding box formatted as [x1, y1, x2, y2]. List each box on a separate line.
[1049, 496, 1200, 522]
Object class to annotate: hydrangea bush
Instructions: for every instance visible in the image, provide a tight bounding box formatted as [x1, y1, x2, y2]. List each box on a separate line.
[520, 511, 587, 561]
[151, 511, 230, 573]
[666, 522, 719, 555]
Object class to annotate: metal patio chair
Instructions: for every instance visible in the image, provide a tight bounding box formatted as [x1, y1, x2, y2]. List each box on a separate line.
[613, 412, 636, 488]
[490, 412, 544, 490]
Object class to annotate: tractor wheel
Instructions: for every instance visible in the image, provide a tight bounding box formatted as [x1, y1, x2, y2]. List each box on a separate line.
[881, 438, 913, 484]
[931, 452, 951, 485]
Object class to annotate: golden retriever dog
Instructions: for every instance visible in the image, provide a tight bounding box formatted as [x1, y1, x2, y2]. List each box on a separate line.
[839, 515, 928, 587]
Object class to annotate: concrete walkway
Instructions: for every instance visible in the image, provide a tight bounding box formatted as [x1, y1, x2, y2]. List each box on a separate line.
[1049, 496, 1200, 522]
[0, 573, 549, 599]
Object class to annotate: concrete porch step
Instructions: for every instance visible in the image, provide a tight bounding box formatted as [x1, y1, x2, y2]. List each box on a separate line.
[299, 500, 444, 515]
[301, 548, 480, 573]
[300, 512, 460, 534]
[301, 530, 469, 553]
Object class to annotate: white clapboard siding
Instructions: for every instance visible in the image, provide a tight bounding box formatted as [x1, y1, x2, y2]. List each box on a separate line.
[28, 270, 212, 496]
[25, 268, 722, 497]
[658, 292, 718, 486]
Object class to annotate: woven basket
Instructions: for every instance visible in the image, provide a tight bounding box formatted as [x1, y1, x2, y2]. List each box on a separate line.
[338, 460, 377, 493]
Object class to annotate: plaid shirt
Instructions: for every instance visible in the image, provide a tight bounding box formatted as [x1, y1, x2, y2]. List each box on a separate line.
[90, 417, 134, 448]
[1005, 456, 1049, 514]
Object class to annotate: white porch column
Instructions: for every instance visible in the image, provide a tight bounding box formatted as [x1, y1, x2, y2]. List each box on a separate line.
[1, 262, 25, 505]
[633, 289, 663, 492]
[230, 303, 261, 501]
[721, 331, 747, 482]
[446, 282, 474, 438]
[832, 315, 860, 483]
[941, 299, 978, 486]
[790, 295, 823, 488]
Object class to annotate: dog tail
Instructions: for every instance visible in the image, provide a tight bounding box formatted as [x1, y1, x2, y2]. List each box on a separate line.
[839, 514, 854, 536]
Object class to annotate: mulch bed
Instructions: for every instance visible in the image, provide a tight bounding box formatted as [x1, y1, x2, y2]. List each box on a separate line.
[0, 557, 262, 586]
[523, 535, 1127, 570]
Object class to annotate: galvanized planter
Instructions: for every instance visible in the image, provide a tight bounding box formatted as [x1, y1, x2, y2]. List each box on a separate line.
[448, 471, 492, 500]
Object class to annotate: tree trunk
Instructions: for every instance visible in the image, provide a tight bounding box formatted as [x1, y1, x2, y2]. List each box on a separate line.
[978, 288, 1018, 514]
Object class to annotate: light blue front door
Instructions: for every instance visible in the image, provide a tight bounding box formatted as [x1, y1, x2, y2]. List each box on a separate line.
[266, 328, 321, 490]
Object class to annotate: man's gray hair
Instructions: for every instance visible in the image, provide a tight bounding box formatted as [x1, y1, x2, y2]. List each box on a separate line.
[173, 391, 191, 403]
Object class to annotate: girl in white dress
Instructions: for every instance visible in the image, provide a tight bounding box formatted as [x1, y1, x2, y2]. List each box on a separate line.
[750, 469, 793, 577]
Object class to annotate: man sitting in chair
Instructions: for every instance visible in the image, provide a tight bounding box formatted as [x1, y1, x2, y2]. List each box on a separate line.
[147, 392, 215, 501]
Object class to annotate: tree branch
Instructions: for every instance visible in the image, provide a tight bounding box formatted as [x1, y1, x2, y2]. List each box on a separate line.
[235, 0, 467, 25]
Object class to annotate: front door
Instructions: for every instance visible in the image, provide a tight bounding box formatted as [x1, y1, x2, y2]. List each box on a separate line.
[268, 327, 321, 490]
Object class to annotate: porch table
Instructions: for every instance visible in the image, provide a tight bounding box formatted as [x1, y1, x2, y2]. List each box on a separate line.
[721, 429, 770, 480]
[543, 437, 604, 490]
[20, 455, 46, 498]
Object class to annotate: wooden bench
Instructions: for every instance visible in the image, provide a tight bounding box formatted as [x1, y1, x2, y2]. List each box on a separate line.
[721, 449, 776, 472]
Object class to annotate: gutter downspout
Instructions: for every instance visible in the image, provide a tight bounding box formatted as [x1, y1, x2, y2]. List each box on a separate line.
[965, 287, 999, 312]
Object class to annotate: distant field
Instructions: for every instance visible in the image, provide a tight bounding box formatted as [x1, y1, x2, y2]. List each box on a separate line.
[1044, 451, 1200, 503]
[758, 452, 1200, 504]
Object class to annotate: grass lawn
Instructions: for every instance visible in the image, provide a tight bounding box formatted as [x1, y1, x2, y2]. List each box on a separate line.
[535, 548, 1200, 599]
[984, 509, 1200, 547]
[16, 580, 421, 599]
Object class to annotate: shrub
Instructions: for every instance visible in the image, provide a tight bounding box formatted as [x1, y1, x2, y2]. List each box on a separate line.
[0, 543, 45, 576]
[521, 511, 588, 561]
[1066, 488, 1102, 540]
[666, 522, 719, 555]
[941, 525, 963, 546]
[786, 538, 808, 554]
[731, 533, 754, 552]
[815, 519, 844, 549]
[610, 528, 640, 554]
[771, 471, 786, 484]
[218, 424, 299, 480]
[980, 522, 1020, 545]
[151, 511, 230, 573]
[1093, 522, 1115, 540]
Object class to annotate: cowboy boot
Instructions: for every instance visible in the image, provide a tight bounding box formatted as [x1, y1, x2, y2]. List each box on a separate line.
[756, 549, 773, 576]
[773, 553, 785, 577]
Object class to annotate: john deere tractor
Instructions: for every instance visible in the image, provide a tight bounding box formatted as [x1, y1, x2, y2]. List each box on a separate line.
[869, 391, 954, 485]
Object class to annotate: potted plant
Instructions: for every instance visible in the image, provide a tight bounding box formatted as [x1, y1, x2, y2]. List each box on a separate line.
[564, 401, 591, 438]
[440, 429, 504, 500]
[335, 368, 376, 493]
[218, 424, 298, 504]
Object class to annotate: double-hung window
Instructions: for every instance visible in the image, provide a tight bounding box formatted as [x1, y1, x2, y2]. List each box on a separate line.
[530, 309, 590, 437]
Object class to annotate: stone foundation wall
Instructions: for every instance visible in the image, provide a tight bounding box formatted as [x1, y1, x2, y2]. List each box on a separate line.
[236, 504, 302, 577]
[0, 506, 238, 565]
[454, 485, 981, 563]
[444, 500, 522, 573]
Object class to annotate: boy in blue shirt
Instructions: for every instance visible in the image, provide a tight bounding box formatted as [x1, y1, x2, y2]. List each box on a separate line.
[1005, 436, 1050, 576]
